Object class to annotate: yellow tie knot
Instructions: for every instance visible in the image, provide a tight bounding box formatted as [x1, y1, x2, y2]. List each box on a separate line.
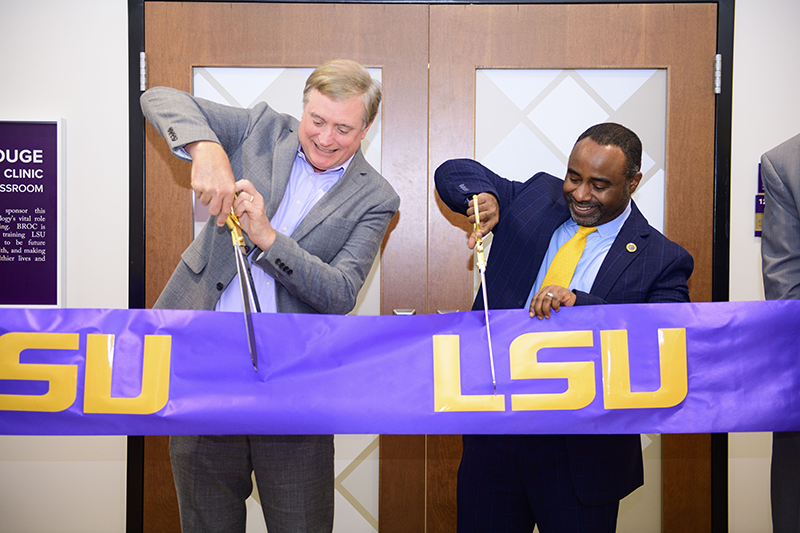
[541, 226, 597, 289]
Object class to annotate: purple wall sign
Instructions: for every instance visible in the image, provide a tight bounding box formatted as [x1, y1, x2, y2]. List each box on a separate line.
[0, 120, 62, 307]
[756, 162, 765, 237]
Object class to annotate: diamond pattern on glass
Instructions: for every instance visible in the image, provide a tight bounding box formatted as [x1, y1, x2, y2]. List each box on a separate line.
[529, 75, 611, 158]
[477, 68, 666, 230]
[576, 69, 658, 111]
[481, 69, 561, 110]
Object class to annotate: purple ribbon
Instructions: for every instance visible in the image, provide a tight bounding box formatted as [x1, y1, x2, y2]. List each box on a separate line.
[1, 301, 797, 435]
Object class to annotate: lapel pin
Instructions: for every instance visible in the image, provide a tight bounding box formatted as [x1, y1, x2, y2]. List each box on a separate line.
[626, 243, 637, 253]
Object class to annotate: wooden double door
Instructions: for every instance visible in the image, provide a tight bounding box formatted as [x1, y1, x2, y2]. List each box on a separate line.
[143, 2, 718, 531]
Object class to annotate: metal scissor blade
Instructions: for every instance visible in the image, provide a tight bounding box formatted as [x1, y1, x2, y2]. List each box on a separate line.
[227, 210, 259, 371]
[233, 246, 259, 371]
[240, 245, 261, 313]
[479, 269, 497, 395]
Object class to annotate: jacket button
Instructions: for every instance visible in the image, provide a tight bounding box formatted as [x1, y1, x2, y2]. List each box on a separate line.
[216, 282, 224, 291]
[275, 258, 281, 265]
[287, 269, 293, 275]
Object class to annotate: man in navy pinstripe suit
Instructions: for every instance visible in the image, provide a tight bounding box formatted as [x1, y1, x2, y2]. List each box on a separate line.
[435, 123, 693, 533]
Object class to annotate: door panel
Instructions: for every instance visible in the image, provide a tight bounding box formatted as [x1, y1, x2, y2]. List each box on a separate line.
[401, 4, 716, 533]
[143, 3, 429, 530]
[143, 3, 718, 532]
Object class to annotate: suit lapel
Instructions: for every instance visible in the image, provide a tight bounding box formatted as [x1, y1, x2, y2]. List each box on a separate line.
[500, 197, 571, 306]
[267, 128, 299, 219]
[590, 202, 650, 300]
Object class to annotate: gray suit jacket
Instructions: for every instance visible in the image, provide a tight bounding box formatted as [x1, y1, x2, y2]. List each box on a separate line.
[141, 87, 400, 315]
[761, 132, 800, 301]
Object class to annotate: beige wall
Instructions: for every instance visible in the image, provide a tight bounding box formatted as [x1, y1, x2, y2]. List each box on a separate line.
[0, 0, 799, 530]
[0, 0, 129, 531]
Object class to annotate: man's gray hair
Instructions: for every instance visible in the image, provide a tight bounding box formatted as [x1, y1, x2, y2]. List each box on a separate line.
[303, 59, 382, 130]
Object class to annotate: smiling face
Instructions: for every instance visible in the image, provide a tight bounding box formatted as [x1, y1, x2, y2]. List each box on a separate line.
[298, 88, 370, 173]
[563, 138, 642, 227]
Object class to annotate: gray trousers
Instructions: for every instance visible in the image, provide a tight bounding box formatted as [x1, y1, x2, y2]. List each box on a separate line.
[169, 434, 334, 533]
[772, 431, 800, 533]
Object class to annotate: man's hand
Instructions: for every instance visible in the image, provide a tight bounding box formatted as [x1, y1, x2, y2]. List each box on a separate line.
[185, 141, 237, 226]
[530, 285, 576, 319]
[231, 180, 277, 251]
[466, 193, 499, 249]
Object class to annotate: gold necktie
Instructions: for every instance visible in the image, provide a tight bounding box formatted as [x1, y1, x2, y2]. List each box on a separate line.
[541, 226, 597, 288]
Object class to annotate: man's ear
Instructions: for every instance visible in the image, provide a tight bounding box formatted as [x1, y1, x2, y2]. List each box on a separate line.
[360, 118, 375, 140]
[628, 171, 643, 195]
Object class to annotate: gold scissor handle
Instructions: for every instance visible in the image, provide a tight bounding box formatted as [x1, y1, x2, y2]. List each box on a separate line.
[473, 194, 487, 270]
[226, 207, 246, 248]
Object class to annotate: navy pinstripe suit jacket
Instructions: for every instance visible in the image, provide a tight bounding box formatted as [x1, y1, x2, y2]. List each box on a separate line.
[435, 158, 694, 505]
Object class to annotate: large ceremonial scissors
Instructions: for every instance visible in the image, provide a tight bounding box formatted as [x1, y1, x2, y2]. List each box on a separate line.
[473, 195, 497, 395]
[226, 208, 260, 371]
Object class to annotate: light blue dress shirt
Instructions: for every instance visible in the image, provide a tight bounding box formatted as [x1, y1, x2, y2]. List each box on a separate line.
[216, 146, 350, 313]
[523, 201, 632, 310]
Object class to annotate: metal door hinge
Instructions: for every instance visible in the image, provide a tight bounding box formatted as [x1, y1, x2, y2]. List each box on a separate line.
[714, 54, 722, 95]
[140, 52, 147, 92]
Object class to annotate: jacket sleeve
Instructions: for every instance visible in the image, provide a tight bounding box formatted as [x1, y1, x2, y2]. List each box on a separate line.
[761, 147, 800, 300]
[140, 86, 256, 159]
[434, 158, 526, 215]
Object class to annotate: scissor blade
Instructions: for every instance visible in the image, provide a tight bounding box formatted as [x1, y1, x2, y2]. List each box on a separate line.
[479, 269, 497, 395]
[473, 195, 496, 395]
[240, 246, 261, 313]
[234, 247, 258, 371]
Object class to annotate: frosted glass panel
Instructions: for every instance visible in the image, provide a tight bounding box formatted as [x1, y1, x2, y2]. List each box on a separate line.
[476, 68, 666, 233]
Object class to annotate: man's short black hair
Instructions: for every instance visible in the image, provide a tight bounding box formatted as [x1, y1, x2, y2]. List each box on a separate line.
[577, 123, 642, 181]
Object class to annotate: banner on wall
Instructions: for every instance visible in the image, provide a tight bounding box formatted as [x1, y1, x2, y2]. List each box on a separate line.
[0, 119, 63, 307]
[1, 301, 799, 436]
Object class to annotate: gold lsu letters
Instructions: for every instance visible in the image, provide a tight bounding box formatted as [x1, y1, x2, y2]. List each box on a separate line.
[433, 329, 687, 412]
[0, 332, 171, 414]
[1, 328, 685, 415]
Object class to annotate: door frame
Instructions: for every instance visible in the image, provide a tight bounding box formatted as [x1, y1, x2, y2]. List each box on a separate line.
[126, 1, 734, 531]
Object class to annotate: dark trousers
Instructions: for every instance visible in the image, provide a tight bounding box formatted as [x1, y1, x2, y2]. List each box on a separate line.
[458, 435, 620, 533]
[170, 434, 334, 533]
[773, 431, 800, 533]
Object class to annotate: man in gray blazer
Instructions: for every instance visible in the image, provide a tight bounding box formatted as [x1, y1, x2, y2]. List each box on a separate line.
[141, 59, 400, 533]
[761, 132, 800, 533]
